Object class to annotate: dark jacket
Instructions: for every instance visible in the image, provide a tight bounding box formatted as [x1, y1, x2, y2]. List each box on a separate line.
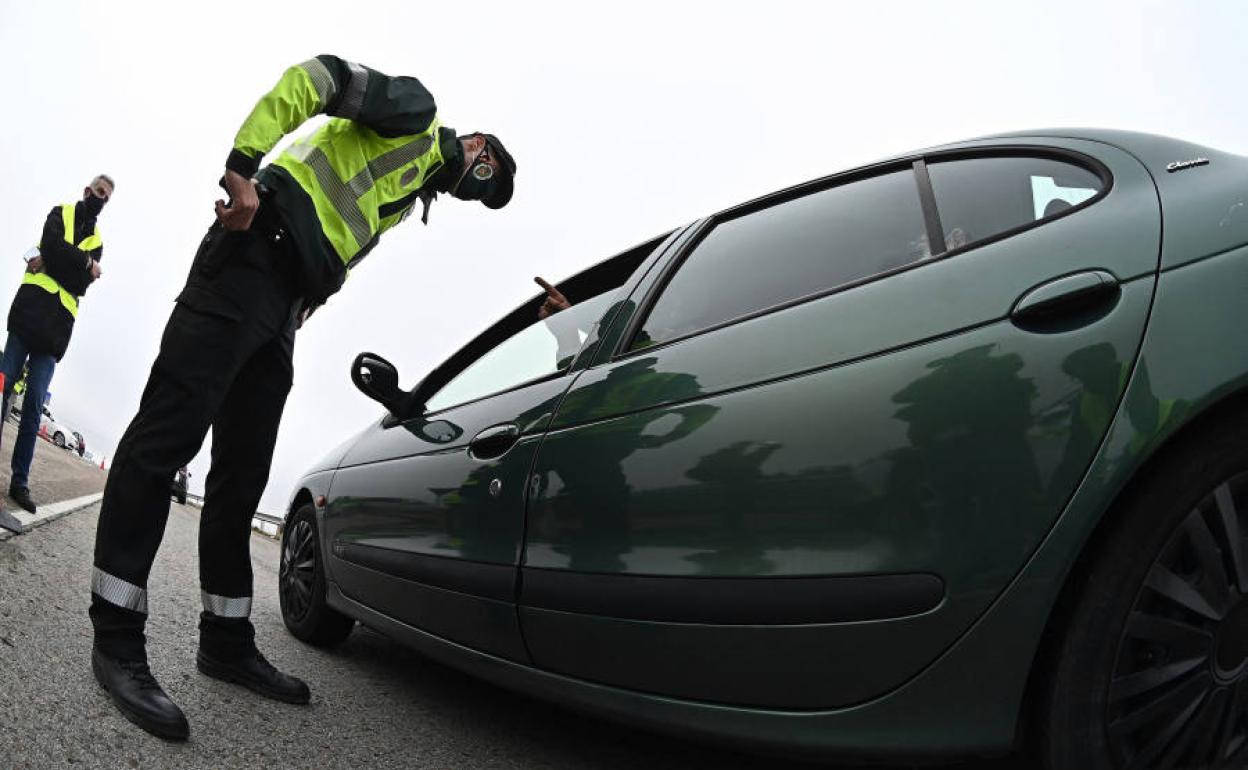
[8, 201, 101, 360]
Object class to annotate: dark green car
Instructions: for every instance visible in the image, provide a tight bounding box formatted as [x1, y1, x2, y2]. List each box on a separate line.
[279, 129, 1248, 768]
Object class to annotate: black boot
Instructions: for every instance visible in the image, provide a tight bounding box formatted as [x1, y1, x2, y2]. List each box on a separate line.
[197, 647, 311, 704]
[8, 485, 35, 514]
[197, 612, 310, 704]
[91, 647, 189, 741]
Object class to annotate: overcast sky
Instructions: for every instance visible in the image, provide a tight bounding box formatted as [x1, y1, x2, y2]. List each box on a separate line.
[1, 0, 1245, 515]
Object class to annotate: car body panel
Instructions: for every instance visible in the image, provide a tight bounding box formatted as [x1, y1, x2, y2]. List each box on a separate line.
[290, 129, 1248, 756]
[519, 137, 1160, 708]
[319, 243, 1243, 755]
[811, 240, 1248, 753]
[521, 278, 1154, 707]
[304, 429, 369, 474]
[322, 376, 575, 660]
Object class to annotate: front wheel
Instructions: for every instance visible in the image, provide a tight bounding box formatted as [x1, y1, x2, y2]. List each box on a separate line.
[1043, 417, 1248, 769]
[53, 432, 65, 448]
[279, 502, 355, 647]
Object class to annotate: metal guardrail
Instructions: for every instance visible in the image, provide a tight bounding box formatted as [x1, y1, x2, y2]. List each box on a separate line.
[183, 493, 284, 539]
[252, 511, 285, 539]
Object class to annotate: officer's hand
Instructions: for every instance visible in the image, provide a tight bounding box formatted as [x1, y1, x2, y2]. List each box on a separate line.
[89, 260, 103, 281]
[216, 169, 259, 231]
[536, 277, 570, 319]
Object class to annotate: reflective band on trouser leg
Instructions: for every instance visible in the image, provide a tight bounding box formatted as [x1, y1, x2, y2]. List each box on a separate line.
[202, 591, 252, 618]
[91, 567, 149, 614]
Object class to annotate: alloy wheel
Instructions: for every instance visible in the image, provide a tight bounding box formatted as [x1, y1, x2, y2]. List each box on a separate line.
[1108, 475, 1248, 768]
[280, 519, 316, 623]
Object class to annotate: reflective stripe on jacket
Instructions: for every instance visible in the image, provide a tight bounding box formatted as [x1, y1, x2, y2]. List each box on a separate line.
[7, 202, 101, 360]
[21, 203, 98, 318]
[226, 55, 451, 295]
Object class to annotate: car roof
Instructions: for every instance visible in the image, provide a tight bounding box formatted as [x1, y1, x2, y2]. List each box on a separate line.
[710, 128, 1247, 270]
[960, 127, 1237, 166]
[713, 127, 1233, 223]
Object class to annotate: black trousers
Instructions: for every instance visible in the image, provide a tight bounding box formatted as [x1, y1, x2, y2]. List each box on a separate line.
[91, 216, 300, 660]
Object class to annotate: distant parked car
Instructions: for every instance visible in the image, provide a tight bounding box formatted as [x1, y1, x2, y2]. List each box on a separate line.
[39, 407, 78, 452]
[171, 467, 189, 505]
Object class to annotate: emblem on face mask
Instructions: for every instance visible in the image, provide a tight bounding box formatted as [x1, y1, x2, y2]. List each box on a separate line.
[1166, 157, 1210, 173]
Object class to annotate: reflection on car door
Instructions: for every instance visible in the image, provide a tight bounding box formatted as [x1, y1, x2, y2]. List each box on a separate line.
[319, 238, 672, 662]
[324, 376, 570, 662]
[518, 140, 1163, 708]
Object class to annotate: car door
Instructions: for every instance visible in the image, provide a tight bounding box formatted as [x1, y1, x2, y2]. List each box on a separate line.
[518, 139, 1162, 708]
[321, 234, 672, 662]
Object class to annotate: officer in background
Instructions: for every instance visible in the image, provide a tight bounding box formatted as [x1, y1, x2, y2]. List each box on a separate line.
[89, 55, 515, 740]
[0, 176, 111, 514]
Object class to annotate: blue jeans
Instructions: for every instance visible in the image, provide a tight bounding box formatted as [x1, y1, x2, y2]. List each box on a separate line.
[1, 333, 57, 489]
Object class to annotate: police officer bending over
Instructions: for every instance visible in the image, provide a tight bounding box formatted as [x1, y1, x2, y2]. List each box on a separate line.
[89, 55, 516, 740]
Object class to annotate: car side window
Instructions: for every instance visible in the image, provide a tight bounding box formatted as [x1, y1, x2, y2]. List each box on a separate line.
[925, 155, 1104, 250]
[425, 290, 620, 413]
[422, 234, 668, 414]
[633, 169, 928, 351]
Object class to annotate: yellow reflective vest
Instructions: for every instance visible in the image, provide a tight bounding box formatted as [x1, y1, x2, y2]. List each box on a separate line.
[227, 55, 454, 304]
[23, 203, 100, 318]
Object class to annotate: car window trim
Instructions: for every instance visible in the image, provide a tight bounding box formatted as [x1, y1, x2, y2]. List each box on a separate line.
[611, 146, 1112, 361]
[612, 217, 716, 367]
[913, 159, 947, 257]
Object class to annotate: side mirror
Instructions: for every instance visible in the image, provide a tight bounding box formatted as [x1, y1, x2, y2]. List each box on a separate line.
[351, 352, 410, 417]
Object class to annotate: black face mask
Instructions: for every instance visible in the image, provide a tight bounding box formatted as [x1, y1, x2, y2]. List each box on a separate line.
[450, 172, 492, 202]
[82, 194, 105, 218]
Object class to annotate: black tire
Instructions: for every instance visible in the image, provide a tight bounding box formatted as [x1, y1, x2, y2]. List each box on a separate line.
[1043, 416, 1248, 769]
[53, 432, 65, 448]
[279, 502, 354, 647]
[177, 494, 186, 505]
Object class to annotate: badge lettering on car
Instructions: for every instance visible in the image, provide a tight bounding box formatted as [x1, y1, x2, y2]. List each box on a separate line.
[1166, 157, 1210, 173]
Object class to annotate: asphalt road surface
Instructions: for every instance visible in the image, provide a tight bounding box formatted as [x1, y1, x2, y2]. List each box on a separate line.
[0, 490, 1031, 768]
